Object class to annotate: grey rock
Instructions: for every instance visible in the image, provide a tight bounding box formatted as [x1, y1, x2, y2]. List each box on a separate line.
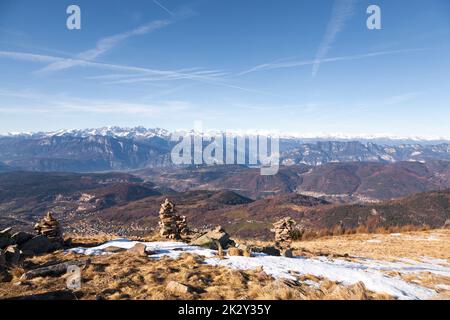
[21, 235, 52, 255]
[20, 260, 89, 280]
[103, 246, 126, 253]
[127, 243, 147, 256]
[0, 233, 13, 250]
[253, 246, 281, 256]
[166, 281, 194, 295]
[281, 248, 293, 258]
[11, 232, 34, 246]
[0, 227, 12, 236]
[0, 250, 5, 269]
[0, 270, 12, 283]
[190, 226, 232, 249]
[5, 245, 21, 265]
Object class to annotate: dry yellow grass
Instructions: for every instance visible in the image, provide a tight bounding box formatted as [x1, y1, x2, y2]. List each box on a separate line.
[0, 243, 388, 300]
[290, 229, 450, 262]
[1, 229, 448, 300]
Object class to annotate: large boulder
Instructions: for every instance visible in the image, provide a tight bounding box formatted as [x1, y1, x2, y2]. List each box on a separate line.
[166, 281, 195, 295]
[253, 246, 281, 256]
[227, 247, 243, 256]
[11, 232, 34, 246]
[4, 245, 21, 266]
[0, 250, 5, 269]
[127, 243, 147, 257]
[281, 248, 293, 258]
[0, 228, 13, 249]
[21, 235, 53, 255]
[0, 270, 12, 283]
[190, 226, 233, 249]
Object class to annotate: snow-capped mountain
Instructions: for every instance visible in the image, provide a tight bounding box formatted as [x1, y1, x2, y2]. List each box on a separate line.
[4, 126, 171, 140]
[4, 126, 450, 144]
[0, 127, 449, 172]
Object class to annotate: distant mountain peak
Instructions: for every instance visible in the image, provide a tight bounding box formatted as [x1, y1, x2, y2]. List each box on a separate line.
[3, 127, 449, 144]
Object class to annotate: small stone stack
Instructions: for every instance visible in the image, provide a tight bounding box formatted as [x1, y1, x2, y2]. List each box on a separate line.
[272, 217, 296, 248]
[159, 199, 180, 239]
[175, 215, 189, 236]
[34, 212, 64, 244]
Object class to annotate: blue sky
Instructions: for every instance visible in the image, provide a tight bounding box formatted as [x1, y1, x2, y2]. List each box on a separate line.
[0, 0, 449, 137]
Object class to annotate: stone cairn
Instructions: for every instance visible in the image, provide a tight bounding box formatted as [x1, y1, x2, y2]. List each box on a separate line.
[159, 199, 189, 239]
[272, 217, 296, 248]
[34, 212, 64, 245]
[175, 215, 189, 237]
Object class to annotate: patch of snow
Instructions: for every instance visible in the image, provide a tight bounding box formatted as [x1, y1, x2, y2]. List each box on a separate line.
[69, 239, 216, 259]
[421, 257, 450, 267]
[69, 239, 447, 300]
[357, 257, 450, 278]
[404, 235, 440, 241]
[436, 284, 450, 291]
[364, 239, 382, 244]
[303, 280, 321, 288]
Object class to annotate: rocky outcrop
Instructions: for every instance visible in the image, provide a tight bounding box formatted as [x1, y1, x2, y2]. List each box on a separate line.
[190, 226, 234, 250]
[253, 246, 281, 256]
[0, 215, 65, 282]
[227, 247, 243, 256]
[20, 260, 89, 281]
[11, 232, 33, 245]
[127, 243, 148, 256]
[21, 235, 53, 255]
[0, 228, 13, 249]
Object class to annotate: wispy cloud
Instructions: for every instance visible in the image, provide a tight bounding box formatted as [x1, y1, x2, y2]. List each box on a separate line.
[0, 50, 282, 96]
[0, 50, 60, 63]
[153, 0, 174, 16]
[36, 7, 194, 74]
[238, 48, 427, 75]
[312, 0, 357, 77]
[36, 19, 174, 74]
[0, 50, 225, 82]
[0, 88, 190, 115]
[383, 92, 422, 106]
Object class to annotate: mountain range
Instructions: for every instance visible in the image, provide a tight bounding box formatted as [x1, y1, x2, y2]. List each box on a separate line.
[1, 127, 450, 172]
[136, 161, 450, 201]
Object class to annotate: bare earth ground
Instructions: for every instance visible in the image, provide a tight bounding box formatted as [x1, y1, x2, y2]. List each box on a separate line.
[0, 230, 449, 300]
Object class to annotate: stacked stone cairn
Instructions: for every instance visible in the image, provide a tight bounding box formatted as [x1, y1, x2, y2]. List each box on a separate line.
[175, 215, 189, 237]
[34, 212, 64, 245]
[273, 217, 295, 246]
[272, 217, 296, 257]
[159, 199, 189, 239]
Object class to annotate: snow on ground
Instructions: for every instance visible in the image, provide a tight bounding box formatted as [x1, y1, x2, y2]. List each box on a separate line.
[387, 232, 442, 242]
[364, 239, 382, 244]
[69, 239, 450, 300]
[436, 284, 450, 291]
